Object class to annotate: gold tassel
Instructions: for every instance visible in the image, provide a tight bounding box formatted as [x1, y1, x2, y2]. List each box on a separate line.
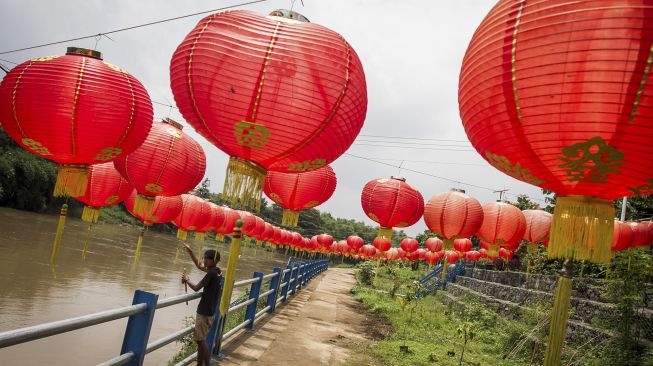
[82, 223, 92, 259]
[222, 157, 266, 212]
[133, 193, 155, 219]
[177, 229, 188, 241]
[488, 244, 500, 257]
[441, 259, 448, 282]
[134, 226, 146, 264]
[544, 263, 573, 366]
[81, 206, 100, 223]
[256, 239, 262, 247]
[549, 196, 614, 264]
[53, 164, 88, 197]
[443, 238, 454, 250]
[215, 233, 224, 242]
[377, 226, 393, 239]
[50, 204, 68, 265]
[281, 209, 300, 227]
[194, 232, 205, 241]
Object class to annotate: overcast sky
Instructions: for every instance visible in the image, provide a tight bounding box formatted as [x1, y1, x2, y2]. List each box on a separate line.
[0, 0, 546, 237]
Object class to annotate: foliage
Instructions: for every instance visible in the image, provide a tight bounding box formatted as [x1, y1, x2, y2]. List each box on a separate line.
[506, 194, 540, 210]
[615, 196, 653, 221]
[356, 261, 376, 286]
[542, 189, 556, 213]
[167, 316, 197, 366]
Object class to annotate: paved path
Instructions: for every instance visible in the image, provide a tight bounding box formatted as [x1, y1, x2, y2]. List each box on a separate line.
[214, 268, 370, 365]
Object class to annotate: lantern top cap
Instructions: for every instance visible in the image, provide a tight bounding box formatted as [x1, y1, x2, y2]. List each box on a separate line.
[268, 9, 310, 23]
[390, 176, 406, 182]
[450, 188, 466, 193]
[162, 118, 184, 130]
[66, 47, 102, 60]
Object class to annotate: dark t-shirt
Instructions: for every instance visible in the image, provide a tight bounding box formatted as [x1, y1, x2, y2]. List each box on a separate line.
[197, 267, 222, 316]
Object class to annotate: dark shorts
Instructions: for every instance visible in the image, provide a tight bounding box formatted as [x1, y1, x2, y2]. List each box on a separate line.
[194, 313, 215, 341]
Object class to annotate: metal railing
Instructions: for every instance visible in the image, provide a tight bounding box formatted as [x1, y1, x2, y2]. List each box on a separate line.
[0, 258, 329, 366]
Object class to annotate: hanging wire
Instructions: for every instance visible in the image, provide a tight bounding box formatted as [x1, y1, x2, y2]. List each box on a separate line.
[0, 0, 271, 55]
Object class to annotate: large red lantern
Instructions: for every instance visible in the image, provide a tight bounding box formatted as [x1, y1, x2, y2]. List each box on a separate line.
[76, 163, 133, 223]
[170, 9, 368, 211]
[361, 176, 424, 239]
[172, 194, 212, 241]
[0, 47, 153, 197]
[264, 165, 337, 227]
[124, 191, 183, 225]
[459, 0, 653, 263]
[423, 190, 483, 249]
[114, 119, 206, 218]
[477, 202, 526, 257]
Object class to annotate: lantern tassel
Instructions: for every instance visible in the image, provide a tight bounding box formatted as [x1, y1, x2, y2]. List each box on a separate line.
[443, 238, 454, 250]
[377, 226, 393, 239]
[54, 164, 88, 197]
[281, 209, 300, 227]
[441, 259, 448, 283]
[177, 229, 188, 241]
[488, 244, 500, 258]
[544, 260, 573, 366]
[215, 233, 225, 242]
[194, 232, 206, 241]
[223, 157, 266, 212]
[82, 223, 93, 260]
[81, 206, 100, 223]
[549, 196, 614, 264]
[134, 227, 146, 264]
[50, 204, 68, 266]
[133, 194, 155, 219]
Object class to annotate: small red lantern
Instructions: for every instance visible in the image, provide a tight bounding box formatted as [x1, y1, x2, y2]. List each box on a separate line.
[424, 251, 440, 265]
[400, 238, 419, 253]
[359, 244, 377, 259]
[423, 190, 483, 249]
[383, 248, 399, 261]
[194, 203, 223, 241]
[499, 248, 514, 261]
[425, 237, 443, 252]
[465, 250, 482, 262]
[346, 235, 364, 253]
[264, 165, 337, 227]
[611, 221, 634, 253]
[453, 238, 472, 253]
[170, 10, 368, 211]
[124, 191, 183, 225]
[445, 250, 460, 264]
[0, 47, 153, 197]
[630, 222, 652, 247]
[373, 236, 392, 252]
[477, 202, 526, 256]
[316, 234, 334, 249]
[522, 210, 553, 255]
[361, 176, 424, 239]
[76, 162, 133, 223]
[215, 206, 240, 241]
[406, 250, 420, 262]
[173, 194, 212, 241]
[114, 119, 206, 217]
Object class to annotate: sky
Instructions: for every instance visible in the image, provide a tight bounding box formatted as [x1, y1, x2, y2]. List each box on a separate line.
[0, 0, 547, 237]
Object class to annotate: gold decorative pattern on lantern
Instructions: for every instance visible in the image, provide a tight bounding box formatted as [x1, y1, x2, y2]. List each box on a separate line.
[105, 195, 119, 205]
[557, 136, 624, 183]
[288, 159, 326, 172]
[94, 147, 123, 161]
[32, 55, 60, 62]
[21, 138, 52, 156]
[103, 62, 127, 73]
[396, 221, 409, 227]
[629, 179, 653, 196]
[303, 200, 319, 208]
[167, 128, 182, 139]
[145, 183, 163, 194]
[368, 212, 379, 221]
[234, 121, 270, 149]
[485, 151, 545, 185]
[269, 192, 283, 203]
[510, 0, 526, 123]
[629, 43, 653, 124]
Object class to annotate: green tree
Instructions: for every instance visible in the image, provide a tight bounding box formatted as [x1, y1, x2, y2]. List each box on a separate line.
[194, 178, 211, 199]
[507, 194, 540, 210]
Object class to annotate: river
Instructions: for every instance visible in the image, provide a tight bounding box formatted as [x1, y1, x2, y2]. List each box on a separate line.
[0, 207, 289, 365]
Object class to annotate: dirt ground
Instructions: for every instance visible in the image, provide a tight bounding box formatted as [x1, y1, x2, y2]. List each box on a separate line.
[214, 268, 382, 366]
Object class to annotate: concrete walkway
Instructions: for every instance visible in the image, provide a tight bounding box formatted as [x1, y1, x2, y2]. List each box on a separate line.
[213, 268, 370, 365]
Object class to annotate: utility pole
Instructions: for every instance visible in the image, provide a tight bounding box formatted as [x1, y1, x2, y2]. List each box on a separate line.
[493, 189, 509, 202]
[620, 196, 628, 221]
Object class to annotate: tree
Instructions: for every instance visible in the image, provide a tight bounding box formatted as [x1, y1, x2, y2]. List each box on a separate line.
[194, 178, 211, 199]
[615, 196, 653, 221]
[506, 194, 540, 210]
[542, 189, 556, 213]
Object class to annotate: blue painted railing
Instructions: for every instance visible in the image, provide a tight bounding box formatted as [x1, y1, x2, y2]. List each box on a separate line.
[417, 261, 475, 297]
[0, 258, 329, 366]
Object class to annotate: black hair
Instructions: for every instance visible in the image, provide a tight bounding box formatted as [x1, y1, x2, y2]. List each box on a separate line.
[204, 249, 220, 262]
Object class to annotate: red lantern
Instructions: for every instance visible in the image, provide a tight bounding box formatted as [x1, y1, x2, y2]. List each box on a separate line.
[114, 119, 206, 217]
[170, 9, 367, 211]
[124, 191, 182, 225]
[361, 176, 424, 239]
[423, 190, 483, 249]
[453, 238, 472, 253]
[172, 194, 212, 240]
[445, 250, 460, 264]
[630, 221, 652, 247]
[406, 250, 420, 262]
[264, 165, 337, 227]
[416, 248, 427, 259]
[477, 202, 526, 256]
[215, 206, 240, 241]
[424, 251, 440, 265]
[396, 247, 406, 259]
[459, 0, 653, 263]
[400, 238, 419, 253]
[373, 236, 391, 252]
[194, 203, 224, 241]
[316, 234, 334, 249]
[76, 163, 133, 223]
[0, 47, 153, 197]
[425, 237, 443, 252]
[359, 244, 377, 259]
[347, 235, 364, 252]
[465, 250, 482, 262]
[523, 210, 553, 254]
[611, 221, 634, 253]
[499, 248, 514, 261]
[383, 248, 399, 261]
[237, 210, 258, 237]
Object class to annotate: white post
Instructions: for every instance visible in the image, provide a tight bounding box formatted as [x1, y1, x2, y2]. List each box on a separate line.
[620, 197, 628, 221]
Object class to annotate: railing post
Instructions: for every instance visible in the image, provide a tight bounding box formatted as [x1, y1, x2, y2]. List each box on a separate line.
[245, 272, 264, 330]
[207, 276, 225, 357]
[291, 265, 300, 295]
[281, 266, 293, 302]
[267, 267, 282, 313]
[120, 290, 158, 366]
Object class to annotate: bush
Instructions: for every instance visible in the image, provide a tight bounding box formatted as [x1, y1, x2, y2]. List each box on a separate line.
[357, 261, 376, 286]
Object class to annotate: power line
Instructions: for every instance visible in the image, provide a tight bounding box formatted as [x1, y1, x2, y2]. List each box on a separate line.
[359, 134, 470, 143]
[0, 57, 18, 65]
[351, 143, 474, 151]
[351, 156, 488, 167]
[0, 0, 270, 55]
[355, 139, 472, 147]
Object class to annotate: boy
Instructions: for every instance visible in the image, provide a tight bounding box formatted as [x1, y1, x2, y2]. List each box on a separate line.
[182, 247, 222, 366]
